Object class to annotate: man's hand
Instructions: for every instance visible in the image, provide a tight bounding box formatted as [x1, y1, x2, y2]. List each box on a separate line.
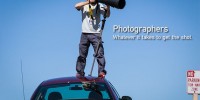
[75, 1, 89, 10]
[87, 0, 96, 4]
[105, 5, 110, 17]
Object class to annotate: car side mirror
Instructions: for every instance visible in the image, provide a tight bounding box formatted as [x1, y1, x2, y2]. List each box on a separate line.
[121, 96, 132, 100]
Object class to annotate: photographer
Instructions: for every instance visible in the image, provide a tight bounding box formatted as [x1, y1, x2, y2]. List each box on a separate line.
[75, 0, 110, 78]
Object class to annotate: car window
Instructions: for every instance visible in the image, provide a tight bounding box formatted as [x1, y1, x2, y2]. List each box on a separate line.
[35, 82, 112, 100]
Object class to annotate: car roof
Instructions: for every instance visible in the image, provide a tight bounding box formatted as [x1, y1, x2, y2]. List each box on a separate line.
[41, 76, 108, 86]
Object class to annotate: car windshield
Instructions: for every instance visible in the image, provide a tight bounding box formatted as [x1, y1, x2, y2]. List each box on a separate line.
[35, 82, 111, 100]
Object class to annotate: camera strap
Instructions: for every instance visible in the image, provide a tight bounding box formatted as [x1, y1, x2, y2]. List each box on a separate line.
[88, 1, 94, 20]
[88, 1, 100, 20]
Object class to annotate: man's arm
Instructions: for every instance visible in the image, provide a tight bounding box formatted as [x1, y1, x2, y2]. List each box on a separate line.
[75, 1, 89, 10]
[105, 5, 110, 17]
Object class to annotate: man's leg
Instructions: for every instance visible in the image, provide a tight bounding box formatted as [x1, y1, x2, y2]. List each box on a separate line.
[76, 33, 90, 76]
[89, 33, 106, 76]
[96, 42, 107, 77]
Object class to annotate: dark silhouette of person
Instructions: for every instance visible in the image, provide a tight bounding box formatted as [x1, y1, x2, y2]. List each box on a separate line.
[88, 90, 103, 100]
[48, 92, 62, 100]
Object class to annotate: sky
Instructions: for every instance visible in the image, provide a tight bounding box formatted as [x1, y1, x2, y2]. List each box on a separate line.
[0, 0, 200, 100]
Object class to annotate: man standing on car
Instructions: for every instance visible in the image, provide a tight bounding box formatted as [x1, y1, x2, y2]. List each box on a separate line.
[75, 0, 110, 78]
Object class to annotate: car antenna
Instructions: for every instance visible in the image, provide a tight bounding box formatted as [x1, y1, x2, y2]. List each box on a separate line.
[20, 58, 26, 100]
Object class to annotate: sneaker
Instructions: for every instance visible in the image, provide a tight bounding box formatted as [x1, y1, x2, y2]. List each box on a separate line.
[76, 72, 85, 78]
[98, 71, 106, 78]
